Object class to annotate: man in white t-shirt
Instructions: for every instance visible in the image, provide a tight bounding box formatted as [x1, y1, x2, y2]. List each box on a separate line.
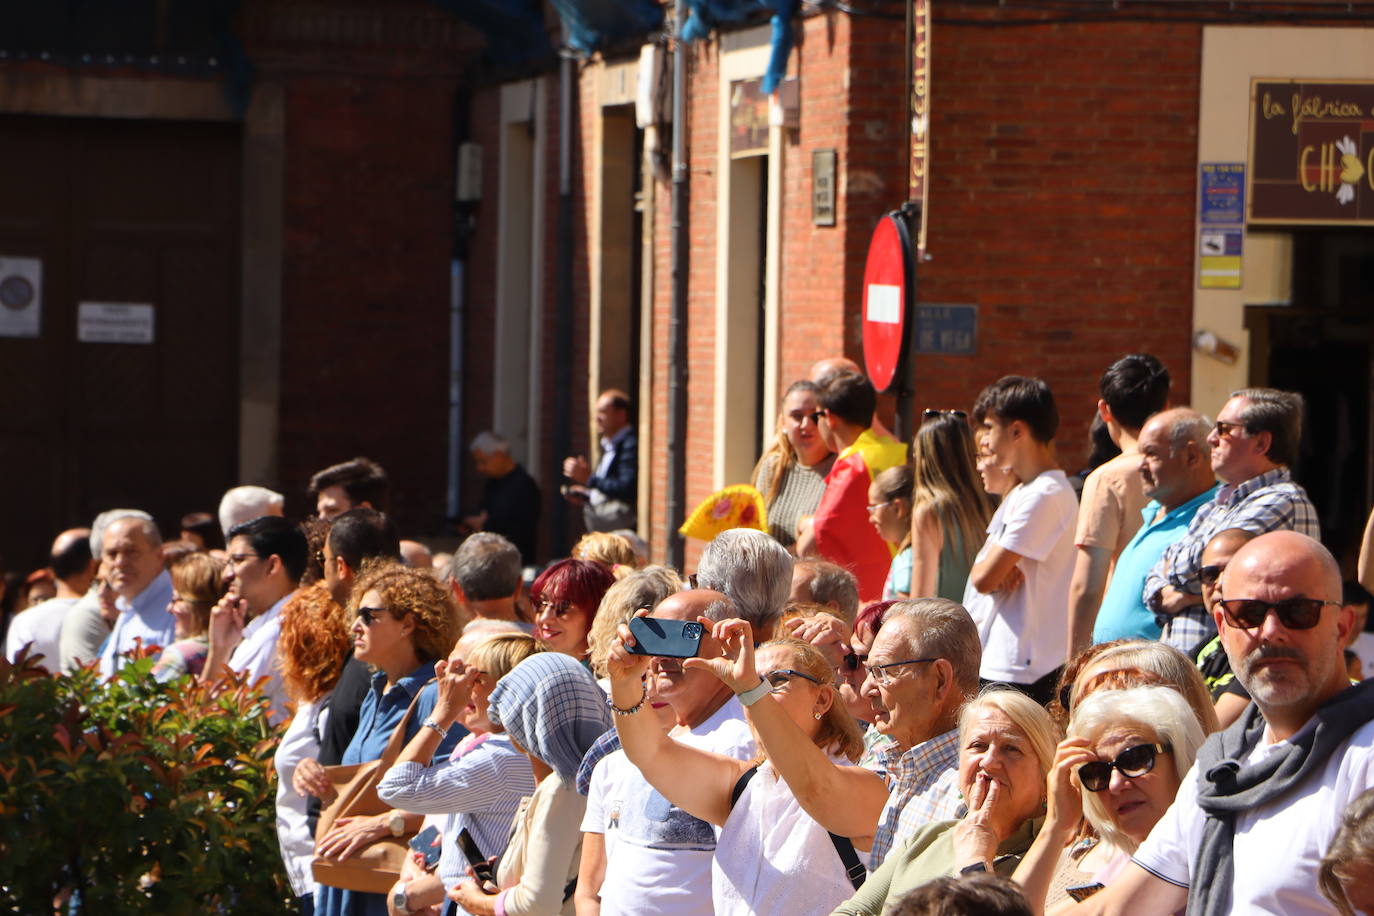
[5, 528, 95, 667]
[1063, 531, 1374, 916]
[576, 589, 756, 916]
[963, 376, 1078, 705]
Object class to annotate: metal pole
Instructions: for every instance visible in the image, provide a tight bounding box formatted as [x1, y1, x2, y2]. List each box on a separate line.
[666, 26, 689, 569]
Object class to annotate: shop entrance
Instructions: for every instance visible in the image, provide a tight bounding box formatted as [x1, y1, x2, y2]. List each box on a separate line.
[1245, 228, 1374, 569]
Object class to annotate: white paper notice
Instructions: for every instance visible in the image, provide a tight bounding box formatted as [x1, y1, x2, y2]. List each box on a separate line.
[866, 284, 901, 324]
[0, 256, 42, 338]
[78, 302, 155, 344]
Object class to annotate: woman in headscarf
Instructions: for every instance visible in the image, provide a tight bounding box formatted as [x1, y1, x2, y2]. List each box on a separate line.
[448, 652, 612, 916]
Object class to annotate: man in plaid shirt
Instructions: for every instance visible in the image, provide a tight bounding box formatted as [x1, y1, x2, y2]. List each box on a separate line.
[1144, 388, 1319, 650]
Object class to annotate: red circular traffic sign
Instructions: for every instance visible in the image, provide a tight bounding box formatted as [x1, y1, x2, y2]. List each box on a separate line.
[861, 213, 914, 393]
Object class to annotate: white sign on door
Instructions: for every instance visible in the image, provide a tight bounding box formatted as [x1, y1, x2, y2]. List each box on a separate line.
[0, 256, 42, 338]
[78, 302, 156, 344]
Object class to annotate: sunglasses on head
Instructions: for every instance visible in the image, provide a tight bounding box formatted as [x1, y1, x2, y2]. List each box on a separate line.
[1216, 597, 1338, 631]
[1078, 743, 1171, 792]
[923, 408, 968, 421]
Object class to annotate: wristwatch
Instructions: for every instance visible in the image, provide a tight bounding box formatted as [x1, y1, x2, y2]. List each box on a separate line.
[737, 678, 771, 707]
[391, 881, 412, 913]
[388, 809, 407, 837]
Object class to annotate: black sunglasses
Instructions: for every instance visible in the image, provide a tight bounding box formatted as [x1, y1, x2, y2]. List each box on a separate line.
[356, 605, 398, 626]
[1199, 564, 1224, 587]
[1216, 597, 1338, 631]
[1078, 743, 1171, 792]
[841, 651, 868, 673]
[923, 408, 968, 420]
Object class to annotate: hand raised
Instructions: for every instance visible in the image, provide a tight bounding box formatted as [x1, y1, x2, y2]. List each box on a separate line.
[683, 618, 759, 693]
[606, 611, 654, 684]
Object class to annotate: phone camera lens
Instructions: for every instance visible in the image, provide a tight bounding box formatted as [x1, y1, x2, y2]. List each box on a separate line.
[686, 623, 702, 637]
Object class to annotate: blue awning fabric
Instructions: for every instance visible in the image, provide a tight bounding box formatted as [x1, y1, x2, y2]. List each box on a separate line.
[681, 0, 800, 93]
[548, 0, 665, 55]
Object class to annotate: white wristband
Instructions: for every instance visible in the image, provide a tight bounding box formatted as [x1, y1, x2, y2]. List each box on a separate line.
[737, 679, 771, 707]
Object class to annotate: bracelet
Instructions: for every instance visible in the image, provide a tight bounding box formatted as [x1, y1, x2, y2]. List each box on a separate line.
[421, 718, 448, 739]
[608, 679, 648, 716]
[736, 679, 771, 707]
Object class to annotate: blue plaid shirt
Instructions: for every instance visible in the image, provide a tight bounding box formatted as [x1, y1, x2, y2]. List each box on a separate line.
[1143, 468, 1319, 650]
[867, 727, 964, 868]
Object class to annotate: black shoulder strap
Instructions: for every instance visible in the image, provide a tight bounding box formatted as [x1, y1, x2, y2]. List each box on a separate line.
[729, 764, 760, 809]
[827, 832, 867, 890]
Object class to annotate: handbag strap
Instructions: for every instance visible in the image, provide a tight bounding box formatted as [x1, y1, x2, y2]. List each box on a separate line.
[379, 677, 436, 769]
[729, 763, 863, 890]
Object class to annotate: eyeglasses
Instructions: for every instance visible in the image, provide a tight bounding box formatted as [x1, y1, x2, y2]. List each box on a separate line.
[535, 598, 579, 619]
[763, 668, 823, 691]
[923, 409, 968, 421]
[863, 657, 939, 685]
[813, 409, 830, 422]
[793, 410, 825, 427]
[1217, 597, 1338, 631]
[866, 500, 893, 513]
[1078, 743, 1171, 792]
[1199, 564, 1225, 587]
[841, 651, 869, 673]
[1212, 419, 1250, 439]
[356, 606, 392, 626]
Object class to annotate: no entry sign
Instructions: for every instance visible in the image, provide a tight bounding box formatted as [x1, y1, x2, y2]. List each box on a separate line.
[861, 213, 915, 393]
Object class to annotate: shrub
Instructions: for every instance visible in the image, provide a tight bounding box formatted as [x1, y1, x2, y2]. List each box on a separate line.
[0, 648, 297, 914]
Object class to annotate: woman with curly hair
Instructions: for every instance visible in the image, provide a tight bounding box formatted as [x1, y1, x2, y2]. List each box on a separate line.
[273, 584, 353, 914]
[309, 564, 465, 916]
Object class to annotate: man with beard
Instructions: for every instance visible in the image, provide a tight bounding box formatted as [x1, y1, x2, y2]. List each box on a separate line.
[576, 589, 756, 915]
[1065, 531, 1374, 916]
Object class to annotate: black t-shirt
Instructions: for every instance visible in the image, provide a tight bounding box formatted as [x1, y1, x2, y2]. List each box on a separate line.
[479, 464, 542, 564]
[306, 654, 373, 829]
[1192, 634, 1250, 701]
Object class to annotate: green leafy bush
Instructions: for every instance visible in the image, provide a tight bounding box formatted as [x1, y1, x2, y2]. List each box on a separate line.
[0, 649, 298, 914]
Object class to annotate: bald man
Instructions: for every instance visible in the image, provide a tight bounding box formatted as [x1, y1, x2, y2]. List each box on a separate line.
[808, 357, 893, 441]
[4, 528, 96, 667]
[1062, 531, 1374, 916]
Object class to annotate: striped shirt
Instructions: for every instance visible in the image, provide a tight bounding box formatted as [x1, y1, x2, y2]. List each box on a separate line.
[867, 727, 965, 868]
[1143, 468, 1319, 650]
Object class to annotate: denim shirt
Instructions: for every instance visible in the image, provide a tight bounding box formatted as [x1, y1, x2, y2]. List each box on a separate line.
[341, 661, 464, 765]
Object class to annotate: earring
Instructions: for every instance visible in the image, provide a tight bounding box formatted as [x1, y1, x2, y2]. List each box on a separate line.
[814, 712, 822, 720]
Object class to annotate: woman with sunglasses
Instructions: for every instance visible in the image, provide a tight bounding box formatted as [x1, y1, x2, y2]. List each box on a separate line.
[908, 410, 993, 602]
[530, 558, 616, 663]
[607, 616, 867, 916]
[1011, 686, 1208, 914]
[752, 380, 837, 551]
[832, 688, 1060, 916]
[312, 564, 465, 916]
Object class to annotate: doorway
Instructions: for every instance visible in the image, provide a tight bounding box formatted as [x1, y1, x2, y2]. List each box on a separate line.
[0, 115, 241, 568]
[1245, 228, 1374, 569]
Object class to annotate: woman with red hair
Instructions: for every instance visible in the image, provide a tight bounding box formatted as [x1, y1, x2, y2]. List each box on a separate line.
[530, 558, 615, 663]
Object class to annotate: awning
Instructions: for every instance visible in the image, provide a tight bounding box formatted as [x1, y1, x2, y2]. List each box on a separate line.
[548, 0, 665, 55]
[681, 0, 800, 93]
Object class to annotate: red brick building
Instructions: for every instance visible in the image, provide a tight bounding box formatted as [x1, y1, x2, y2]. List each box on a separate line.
[1, 1, 1370, 571]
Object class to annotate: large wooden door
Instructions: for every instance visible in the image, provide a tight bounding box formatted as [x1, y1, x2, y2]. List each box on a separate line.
[0, 115, 241, 568]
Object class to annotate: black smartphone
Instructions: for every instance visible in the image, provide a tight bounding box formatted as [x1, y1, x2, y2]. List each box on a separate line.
[457, 827, 497, 890]
[627, 617, 704, 659]
[1065, 882, 1105, 902]
[408, 824, 442, 870]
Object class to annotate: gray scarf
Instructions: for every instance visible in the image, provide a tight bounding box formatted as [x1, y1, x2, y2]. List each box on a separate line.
[1188, 677, 1374, 916]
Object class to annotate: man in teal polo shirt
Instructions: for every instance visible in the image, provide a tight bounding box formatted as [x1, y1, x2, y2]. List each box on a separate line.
[1093, 408, 1219, 643]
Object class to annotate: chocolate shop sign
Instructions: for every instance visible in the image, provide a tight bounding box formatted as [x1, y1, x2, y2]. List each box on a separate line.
[1249, 80, 1374, 226]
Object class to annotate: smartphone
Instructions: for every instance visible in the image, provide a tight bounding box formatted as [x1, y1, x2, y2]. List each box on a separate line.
[457, 827, 497, 890]
[1065, 882, 1105, 902]
[408, 824, 442, 870]
[627, 617, 704, 658]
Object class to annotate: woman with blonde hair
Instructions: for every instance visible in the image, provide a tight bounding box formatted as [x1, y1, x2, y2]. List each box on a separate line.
[832, 688, 1062, 916]
[1012, 686, 1210, 914]
[908, 411, 994, 601]
[608, 615, 866, 916]
[752, 380, 836, 550]
[571, 531, 638, 572]
[584, 565, 683, 679]
[152, 552, 228, 682]
[1069, 640, 1220, 734]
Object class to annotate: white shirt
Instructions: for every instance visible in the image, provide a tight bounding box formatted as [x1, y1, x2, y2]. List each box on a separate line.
[274, 697, 329, 897]
[5, 596, 77, 668]
[712, 759, 856, 916]
[1133, 717, 1374, 915]
[229, 591, 292, 724]
[581, 698, 756, 916]
[99, 570, 176, 677]
[962, 470, 1078, 683]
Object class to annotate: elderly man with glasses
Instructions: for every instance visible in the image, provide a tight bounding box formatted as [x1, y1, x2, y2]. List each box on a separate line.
[1143, 387, 1319, 652]
[1063, 530, 1374, 916]
[723, 598, 980, 870]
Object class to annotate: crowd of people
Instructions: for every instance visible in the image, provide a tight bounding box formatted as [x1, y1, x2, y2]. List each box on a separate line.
[7, 356, 1374, 916]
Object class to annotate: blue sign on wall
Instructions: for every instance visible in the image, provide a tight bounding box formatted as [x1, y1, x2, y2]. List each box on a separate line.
[1200, 163, 1246, 224]
[915, 305, 976, 355]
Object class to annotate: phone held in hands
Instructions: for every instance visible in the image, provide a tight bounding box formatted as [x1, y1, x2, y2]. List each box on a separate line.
[626, 617, 704, 659]
[1065, 881, 1105, 902]
[408, 824, 443, 870]
[458, 827, 498, 891]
